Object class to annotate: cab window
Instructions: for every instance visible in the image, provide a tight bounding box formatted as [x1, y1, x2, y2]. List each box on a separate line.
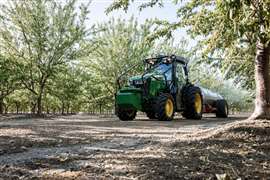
[176, 64, 185, 84]
[154, 63, 172, 81]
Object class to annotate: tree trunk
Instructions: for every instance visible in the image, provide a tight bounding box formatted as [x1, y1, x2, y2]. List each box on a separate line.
[250, 42, 270, 120]
[15, 102, 19, 114]
[0, 98, 3, 114]
[4, 103, 10, 114]
[37, 95, 42, 115]
[61, 102, 65, 115]
[66, 103, 70, 114]
[37, 79, 47, 116]
[4, 105, 8, 114]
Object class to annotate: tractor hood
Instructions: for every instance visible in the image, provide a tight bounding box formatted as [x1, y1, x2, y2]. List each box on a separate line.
[127, 73, 167, 97]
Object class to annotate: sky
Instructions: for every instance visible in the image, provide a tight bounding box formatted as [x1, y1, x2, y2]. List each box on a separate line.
[86, 0, 196, 47]
[0, 0, 196, 47]
[88, 0, 179, 23]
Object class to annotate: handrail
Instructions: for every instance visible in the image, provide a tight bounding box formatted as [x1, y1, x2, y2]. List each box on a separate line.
[116, 61, 142, 90]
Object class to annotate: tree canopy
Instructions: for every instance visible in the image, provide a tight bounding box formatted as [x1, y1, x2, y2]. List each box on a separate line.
[0, 0, 89, 114]
[0, 0, 255, 115]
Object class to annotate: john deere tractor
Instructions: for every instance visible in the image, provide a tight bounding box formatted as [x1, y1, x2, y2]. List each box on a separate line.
[115, 55, 228, 121]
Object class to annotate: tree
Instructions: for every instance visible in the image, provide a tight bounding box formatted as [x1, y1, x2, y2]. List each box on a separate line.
[48, 66, 83, 114]
[151, 38, 190, 57]
[108, 0, 270, 120]
[0, 0, 89, 115]
[4, 90, 29, 114]
[0, 55, 19, 114]
[83, 18, 154, 107]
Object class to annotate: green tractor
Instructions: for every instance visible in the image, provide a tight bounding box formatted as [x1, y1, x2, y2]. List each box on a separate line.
[115, 55, 228, 121]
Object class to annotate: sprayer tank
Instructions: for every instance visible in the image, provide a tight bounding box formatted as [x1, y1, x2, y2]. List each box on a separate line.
[200, 87, 224, 105]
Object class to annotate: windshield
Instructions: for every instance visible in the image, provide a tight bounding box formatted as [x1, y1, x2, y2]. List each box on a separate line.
[152, 63, 172, 81]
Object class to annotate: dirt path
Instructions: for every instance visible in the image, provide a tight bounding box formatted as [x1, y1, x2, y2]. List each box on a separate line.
[2, 113, 265, 179]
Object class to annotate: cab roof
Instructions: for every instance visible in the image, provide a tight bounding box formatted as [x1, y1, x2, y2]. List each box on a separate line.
[144, 54, 188, 65]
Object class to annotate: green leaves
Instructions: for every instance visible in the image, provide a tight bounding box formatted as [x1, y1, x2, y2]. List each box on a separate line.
[106, 0, 132, 14]
[0, 0, 90, 114]
[0, 55, 19, 99]
[81, 18, 154, 107]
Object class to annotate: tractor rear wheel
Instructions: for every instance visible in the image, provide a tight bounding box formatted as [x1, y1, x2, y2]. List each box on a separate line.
[154, 93, 175, 121]
[117, 108, 137, 121]
[216, 100, 229, 118]
[182, 86, 203, 120]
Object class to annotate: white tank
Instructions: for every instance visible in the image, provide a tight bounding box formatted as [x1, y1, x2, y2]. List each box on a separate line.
[199, 87, 223, 105]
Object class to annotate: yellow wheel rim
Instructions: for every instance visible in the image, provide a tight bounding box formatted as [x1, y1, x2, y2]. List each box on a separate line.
[165, 99, 174, 117]
[194, 93, 202, 114]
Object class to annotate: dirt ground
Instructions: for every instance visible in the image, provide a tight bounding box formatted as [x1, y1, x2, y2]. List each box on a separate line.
[0, 114, 269, 180]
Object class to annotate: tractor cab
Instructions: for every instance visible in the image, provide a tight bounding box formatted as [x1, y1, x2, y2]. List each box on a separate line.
[143, 55, 188, 91]
[144, 56, 173, 82]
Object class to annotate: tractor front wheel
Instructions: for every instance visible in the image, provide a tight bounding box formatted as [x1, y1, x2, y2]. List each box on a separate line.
[154, 93, 175, 121]
[117, 108, 137, 121]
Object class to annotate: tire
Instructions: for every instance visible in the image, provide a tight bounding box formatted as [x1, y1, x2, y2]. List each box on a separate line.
[154, 93, 175, 121]
[146, 111, 156, 119]
[117, 108, 136, 121]
[216, 100, 228, 118]
[182, 86, 203, 120]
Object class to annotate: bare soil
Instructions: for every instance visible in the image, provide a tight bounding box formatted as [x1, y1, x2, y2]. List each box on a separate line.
[0, 114, 269, 180]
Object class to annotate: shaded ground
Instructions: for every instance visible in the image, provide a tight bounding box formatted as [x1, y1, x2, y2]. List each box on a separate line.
[0, 114, 269, 179]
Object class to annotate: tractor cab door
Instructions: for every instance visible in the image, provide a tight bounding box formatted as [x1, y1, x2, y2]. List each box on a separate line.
[175, 63, 186, 110]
